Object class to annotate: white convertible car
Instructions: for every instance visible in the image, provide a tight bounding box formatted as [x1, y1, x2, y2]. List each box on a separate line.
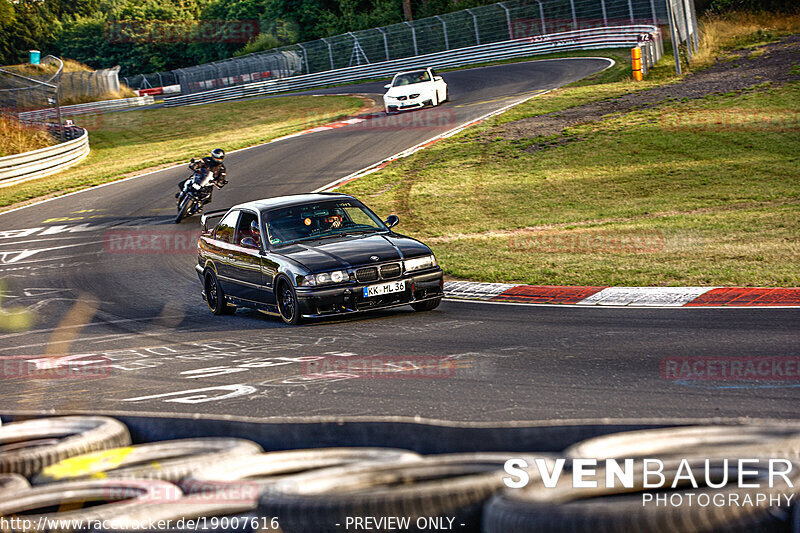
[383, 67, 448, 114]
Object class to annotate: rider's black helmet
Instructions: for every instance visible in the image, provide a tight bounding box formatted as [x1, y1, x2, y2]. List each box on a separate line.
[211, 148, 225, 162]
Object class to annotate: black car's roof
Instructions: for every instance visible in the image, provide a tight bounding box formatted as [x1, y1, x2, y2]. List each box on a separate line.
[232, 193, 358, 214]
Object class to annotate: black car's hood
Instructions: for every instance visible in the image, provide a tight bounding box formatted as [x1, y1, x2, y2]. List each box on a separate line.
[275, 233, 431, 272]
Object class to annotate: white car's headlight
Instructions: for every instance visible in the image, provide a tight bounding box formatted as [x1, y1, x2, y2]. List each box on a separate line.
[409, 93, 420, 99]
[404, 255, 437, 272]
[301, 270, 349, 286]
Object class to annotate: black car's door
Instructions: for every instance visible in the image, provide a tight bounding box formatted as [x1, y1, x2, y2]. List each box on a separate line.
[210, 209, 240, 295]
[226, 210, 267, 302]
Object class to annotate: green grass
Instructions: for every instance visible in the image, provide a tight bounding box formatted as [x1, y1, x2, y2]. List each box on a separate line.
[340, 82, 800, 287]
[0, 94, 364, 210]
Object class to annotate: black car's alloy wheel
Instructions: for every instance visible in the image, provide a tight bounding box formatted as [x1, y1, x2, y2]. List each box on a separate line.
[205, 271, 234, 315]
[278, 281, 300, 325]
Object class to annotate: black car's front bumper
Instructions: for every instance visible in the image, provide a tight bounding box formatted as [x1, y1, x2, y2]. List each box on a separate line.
[295, 269, 443, 318]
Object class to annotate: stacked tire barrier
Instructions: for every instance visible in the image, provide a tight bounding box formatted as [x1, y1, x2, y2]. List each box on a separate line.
[1, 415, 799, 532]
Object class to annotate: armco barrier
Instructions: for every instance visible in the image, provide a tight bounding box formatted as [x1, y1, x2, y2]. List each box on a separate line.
[0, 127, 89, 187]
[17, 95, 155, 123]
[164, 26, 661, 108]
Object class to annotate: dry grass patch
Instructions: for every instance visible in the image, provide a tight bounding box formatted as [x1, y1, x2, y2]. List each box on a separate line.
[0, 117, 55, 157]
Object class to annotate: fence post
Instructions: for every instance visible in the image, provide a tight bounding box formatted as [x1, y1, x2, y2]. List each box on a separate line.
[321, 38, 335, 70]
[680, 0, 692, 62]
[466, 9, 480, 45]
[534, 0, 546, 34]
[376, 28, 390, 60]
[666, 0, 682, 75]
[434, 16, 449, 50]
[688, 0, 699, 52]
[569, 0, 578, 29]
[628, 0, 635, 23]
[405, 21, 419, 56]
[600, 0, 608, 25]
[297, 44, 309, 74]
[498, 2, 513, 40]
[650, 0, 658, 24]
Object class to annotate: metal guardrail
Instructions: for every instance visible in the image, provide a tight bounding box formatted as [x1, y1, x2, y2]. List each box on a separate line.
[17, 95, 155, 123]
[164, 26, 661, 107]
[0, 127, 89, 187]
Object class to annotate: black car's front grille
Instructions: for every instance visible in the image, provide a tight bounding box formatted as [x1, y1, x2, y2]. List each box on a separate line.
[379, 263, 401, 279]
[355, 267, 379, 283]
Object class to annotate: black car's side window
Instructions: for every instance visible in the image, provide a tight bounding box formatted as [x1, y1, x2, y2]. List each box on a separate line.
[235, 211, 260, 248]
[215, 210, 239, 244]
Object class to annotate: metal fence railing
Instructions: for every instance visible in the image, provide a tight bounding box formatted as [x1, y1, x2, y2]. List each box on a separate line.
[137, 0, 692, 98]
[16, 95, 155, 123]
[164, 25, 662, 107]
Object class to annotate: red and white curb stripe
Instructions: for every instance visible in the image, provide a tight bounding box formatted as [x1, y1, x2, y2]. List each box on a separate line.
[444, 282, 800, 307]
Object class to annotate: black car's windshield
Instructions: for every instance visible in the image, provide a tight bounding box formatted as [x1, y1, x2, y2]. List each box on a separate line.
[392, 71, 431, 86]
[265, 200, 387, 246]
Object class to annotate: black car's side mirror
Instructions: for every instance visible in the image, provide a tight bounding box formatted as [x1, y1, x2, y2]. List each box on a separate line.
[384, 215, 399, 229]
[240, 237, 259, 250]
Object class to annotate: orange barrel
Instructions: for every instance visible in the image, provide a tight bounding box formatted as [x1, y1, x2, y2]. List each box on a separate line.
[631, 47, 643, 81]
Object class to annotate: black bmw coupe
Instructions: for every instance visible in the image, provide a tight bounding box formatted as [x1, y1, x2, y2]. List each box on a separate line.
[196, 193, 444, 324]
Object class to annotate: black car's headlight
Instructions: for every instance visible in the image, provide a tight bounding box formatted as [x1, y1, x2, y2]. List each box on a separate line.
[300, 270, 349, 286]
[404, 254, 437, 272]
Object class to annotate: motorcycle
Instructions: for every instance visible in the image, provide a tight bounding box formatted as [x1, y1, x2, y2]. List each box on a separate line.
[175, 161, 223, 224]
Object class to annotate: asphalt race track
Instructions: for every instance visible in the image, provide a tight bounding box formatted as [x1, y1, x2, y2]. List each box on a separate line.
[1, 58, 798, 422]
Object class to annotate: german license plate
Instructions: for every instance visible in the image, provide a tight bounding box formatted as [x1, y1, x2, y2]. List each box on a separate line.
[363, 280, 406, 298]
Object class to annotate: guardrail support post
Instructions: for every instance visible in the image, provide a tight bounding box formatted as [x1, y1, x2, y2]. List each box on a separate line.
[466, 9, 480, 45]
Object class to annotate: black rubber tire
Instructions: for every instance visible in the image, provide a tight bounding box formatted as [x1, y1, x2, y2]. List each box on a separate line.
[277, 279, 301, 325]
[175, 196, 192, 224]
[205, 270, 234, 316]
[0, 473, 29, 495]
[0, 416, 131, 478]
[411, 297, 442, 312]
[258, 457, 507, 532]
[182, 447, 420, 495]
[566, 424, 800, 460]
[32, 437, 262, 484]
[482, 458, 800, 533]
[0, 479, 181, 532]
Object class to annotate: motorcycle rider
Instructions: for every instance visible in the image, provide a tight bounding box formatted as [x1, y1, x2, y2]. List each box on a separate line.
[176, 148, 228, 207]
